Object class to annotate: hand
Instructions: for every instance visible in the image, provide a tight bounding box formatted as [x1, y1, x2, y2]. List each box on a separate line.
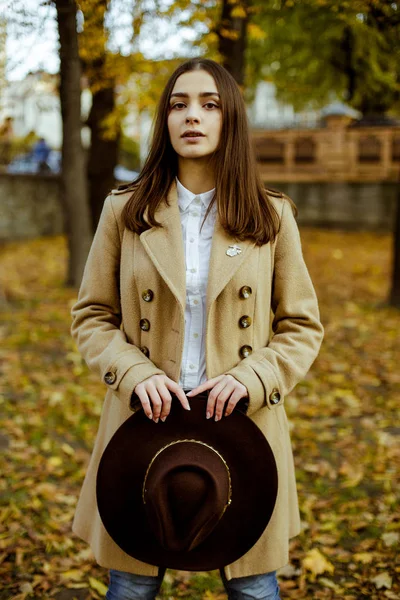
[133, 374, 190, 423]
[187, 374, 248, 421]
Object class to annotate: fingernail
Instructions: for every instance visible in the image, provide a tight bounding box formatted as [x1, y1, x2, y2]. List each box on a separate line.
[186, 391, 193, 396]
[186, 405, 191, 411]
[154, 418, 159, 423]
[215, 415, 220, 422]
[147, 414, 153, 420]
[206, 412, 211, 419]
[161, 416, 166, 422]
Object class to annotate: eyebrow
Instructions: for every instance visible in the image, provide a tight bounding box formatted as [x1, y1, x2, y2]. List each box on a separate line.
[169, 92, 220, 100]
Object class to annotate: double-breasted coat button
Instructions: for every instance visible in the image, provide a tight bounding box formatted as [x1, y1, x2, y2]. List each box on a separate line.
[239, 345, 253, 359]
[104, 371, 117, 385]
[141, 346, 150, 357]
[239, 315, 252, 328]
[140, 319, 150, 331]
[142, 290, 154, 302]
[239, 286, 252, 299]
[270, 389, 281, 404]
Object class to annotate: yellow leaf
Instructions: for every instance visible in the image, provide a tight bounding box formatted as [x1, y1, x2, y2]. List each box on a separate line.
[61, 569, 84, 581]
[47, 456, 62, 467]
[302, 548, 334, 581]
[318, 577, 343, 593]
[248, 23, 267, 41]
[61, 443, 75, 456]
[354, 552, 373, 564]
[371, 572, 392, 590]
[89, 577, 108, 596]
[231, 5, 246, 18]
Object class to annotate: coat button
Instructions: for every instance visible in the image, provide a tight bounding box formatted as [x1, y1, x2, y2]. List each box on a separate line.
[142, 289, 154, 302]
[140, 319, 150, 331]
[239, 286, 252, 299]
[239, 315, 252, 328]
[141, 346, 150, 357]
[104, 371, 117, 385]
[270, 389, 281, 404]
[239, 345, 252, 358]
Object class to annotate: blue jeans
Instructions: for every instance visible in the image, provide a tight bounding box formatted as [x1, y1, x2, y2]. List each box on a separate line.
[106, 568, 281, 600]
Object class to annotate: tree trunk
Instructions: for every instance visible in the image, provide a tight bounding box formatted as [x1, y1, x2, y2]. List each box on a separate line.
[86, 81, 120, 233]
[389, 180, 400, 308]
[55, 0, 92, 287]
[217, 0, 249, 87]
[80, 0, 120, 233]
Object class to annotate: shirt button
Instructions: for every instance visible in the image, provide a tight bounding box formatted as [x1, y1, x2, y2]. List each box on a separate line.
[192, 211, 199, 217]
[190, 268, 197, 273]
[193, 333, 199, 338]
[195, 198, 201, 205]
[189, 364, 196, 369]
[190, 237, 195, 243]
[193, 299, 199, 305]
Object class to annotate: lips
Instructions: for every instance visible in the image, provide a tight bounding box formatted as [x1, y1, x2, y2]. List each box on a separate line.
[181, 130, 205, 138]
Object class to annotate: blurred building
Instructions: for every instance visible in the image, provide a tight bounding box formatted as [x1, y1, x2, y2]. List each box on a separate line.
[0, 18, 6, 116]
[246, 81, 361, 129]
[0, 70, 92, 149]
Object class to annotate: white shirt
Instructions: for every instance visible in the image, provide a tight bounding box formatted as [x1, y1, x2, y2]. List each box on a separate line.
[176, 177, 217, 390]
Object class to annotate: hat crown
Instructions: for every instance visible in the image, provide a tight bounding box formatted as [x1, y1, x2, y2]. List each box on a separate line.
[143, 441, 231, 552]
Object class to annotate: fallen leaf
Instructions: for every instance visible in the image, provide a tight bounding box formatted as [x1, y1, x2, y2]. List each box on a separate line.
[302, 548, 334, 581]
[371, 572, 392, 590]
[353, 552, 373, 564]
[89, 577, 108, 596]
[382, 532, 399, 547]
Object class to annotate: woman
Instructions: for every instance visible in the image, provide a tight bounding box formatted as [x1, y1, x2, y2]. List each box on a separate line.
[70, 57, 324, 600]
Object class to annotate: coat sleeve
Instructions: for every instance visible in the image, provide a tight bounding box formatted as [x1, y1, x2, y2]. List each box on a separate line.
[224, 197, 324, 416]
[70, 195, 165, 410]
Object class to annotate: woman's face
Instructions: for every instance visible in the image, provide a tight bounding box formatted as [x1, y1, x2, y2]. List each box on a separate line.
[167, 70, 222, 160]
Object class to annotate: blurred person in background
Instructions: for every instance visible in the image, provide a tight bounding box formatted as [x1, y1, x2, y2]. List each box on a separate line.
[32, 136, 51, 172]
[0, 116, 14, 165]
[70, 57, 324, 600]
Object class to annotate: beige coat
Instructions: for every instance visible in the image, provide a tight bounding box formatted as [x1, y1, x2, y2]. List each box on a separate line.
[70, 180, 324, 580]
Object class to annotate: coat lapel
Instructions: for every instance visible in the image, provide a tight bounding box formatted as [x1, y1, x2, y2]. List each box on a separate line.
[206, 218, 256, 315]
[139, 180, 256, 314]
[139, 182, 186, 310]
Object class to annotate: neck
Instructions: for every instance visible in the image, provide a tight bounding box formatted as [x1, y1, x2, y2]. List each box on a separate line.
[177, 157, 215, 194]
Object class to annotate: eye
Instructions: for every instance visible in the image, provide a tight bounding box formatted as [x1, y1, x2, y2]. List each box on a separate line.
[204, 102, 219, 109]
[171, 102, 186, 110]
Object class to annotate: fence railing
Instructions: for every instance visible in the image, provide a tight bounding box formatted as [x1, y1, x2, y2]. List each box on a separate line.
[251, 123, 400, 182]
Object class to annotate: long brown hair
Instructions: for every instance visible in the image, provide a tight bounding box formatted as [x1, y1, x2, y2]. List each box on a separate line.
[119, 57, 297, 245]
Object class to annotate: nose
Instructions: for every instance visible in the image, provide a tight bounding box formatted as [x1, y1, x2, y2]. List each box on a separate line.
[185, 103, 200, 124]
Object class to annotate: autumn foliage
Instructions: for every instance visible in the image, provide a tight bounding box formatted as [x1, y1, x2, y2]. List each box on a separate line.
[0, 227, 399, 599]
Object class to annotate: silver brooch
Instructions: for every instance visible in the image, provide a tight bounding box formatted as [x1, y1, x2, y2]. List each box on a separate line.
[226, 245, 242, 257]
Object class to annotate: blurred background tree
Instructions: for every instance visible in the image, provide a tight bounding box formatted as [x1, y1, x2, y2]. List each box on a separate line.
[55, 0, 92, 287]
[2, 0, 399, 301]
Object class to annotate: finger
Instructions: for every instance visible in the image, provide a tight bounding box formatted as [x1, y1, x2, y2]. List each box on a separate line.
[214, 382, 235, 422]
[224, 390, 244, 417]
[186, 376, 223, 397]
[146, 383, 162, 422]
[158, 384, 172, 421]
[136, 388, 153, 420]
[206, 380, 229, 420]
[166, 378, 191, 411]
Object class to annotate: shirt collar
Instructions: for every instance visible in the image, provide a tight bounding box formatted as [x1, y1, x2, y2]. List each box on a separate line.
[176, 176, 216, 213]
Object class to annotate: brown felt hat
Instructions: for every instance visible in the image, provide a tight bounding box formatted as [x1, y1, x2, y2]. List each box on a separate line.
[96, 392, 278, 571]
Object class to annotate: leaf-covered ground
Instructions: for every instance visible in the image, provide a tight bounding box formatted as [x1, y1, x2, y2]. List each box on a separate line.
[0, 228, 399, 600]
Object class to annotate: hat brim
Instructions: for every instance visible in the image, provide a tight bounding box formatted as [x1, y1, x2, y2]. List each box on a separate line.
[96, 395, 278, 571]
